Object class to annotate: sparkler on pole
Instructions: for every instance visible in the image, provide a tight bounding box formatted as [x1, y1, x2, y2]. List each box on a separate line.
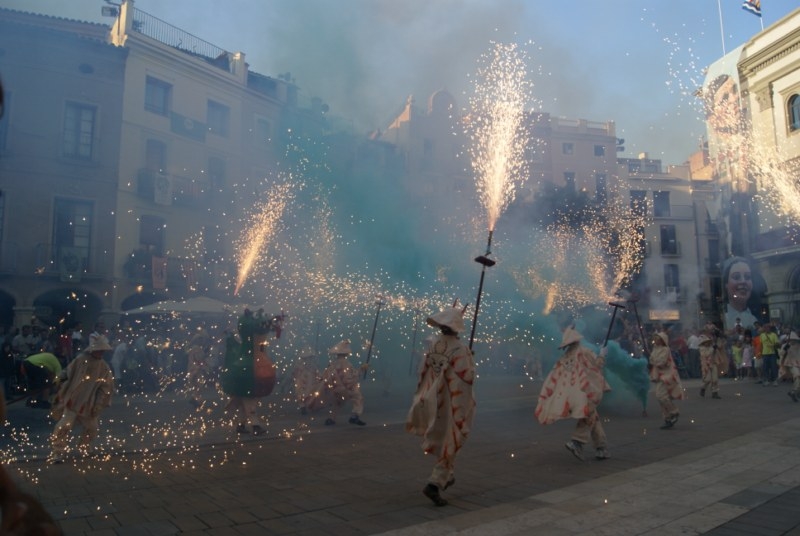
[363, 295, 384, 379]
[469, 230, 496, 350]
[464, 41, 532, 351]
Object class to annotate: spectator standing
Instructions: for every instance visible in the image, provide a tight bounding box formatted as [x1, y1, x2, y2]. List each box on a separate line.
[22, 352, 62, 409]
[760, 324, 780, 386]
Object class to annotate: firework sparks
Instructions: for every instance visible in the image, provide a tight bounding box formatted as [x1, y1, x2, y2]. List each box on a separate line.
[467, 41, 534, 233]
[234, 182, 295, 296]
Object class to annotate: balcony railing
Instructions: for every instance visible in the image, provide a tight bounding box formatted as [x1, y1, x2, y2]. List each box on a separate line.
[32, 243, 111, 278]
[660, 240, 681, 257]
[131, 8, 232, 72]
[137, 169, 211, 207]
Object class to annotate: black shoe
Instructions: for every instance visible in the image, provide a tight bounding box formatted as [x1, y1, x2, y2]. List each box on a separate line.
[252, 425, 265, 436]
[712, 392, 721, 399]
[660, 420, 674, 430]
[670, 413, 679, 425]
[699, 388, 705, 397]
[423, 484, 448, 507]
[324, 418, 336, 426]
[236, 424, 249, 434]
[348, 416, 366, 426]
[444, 478, 455, 490]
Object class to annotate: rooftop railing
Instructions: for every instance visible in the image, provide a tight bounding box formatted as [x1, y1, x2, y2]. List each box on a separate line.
[131, 8, 231, 70]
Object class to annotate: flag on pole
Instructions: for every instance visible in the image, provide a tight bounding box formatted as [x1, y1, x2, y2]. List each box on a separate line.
[742, 0, 762, 17]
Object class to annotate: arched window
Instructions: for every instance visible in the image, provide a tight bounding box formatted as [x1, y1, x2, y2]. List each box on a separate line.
[789, 94, 800, 132]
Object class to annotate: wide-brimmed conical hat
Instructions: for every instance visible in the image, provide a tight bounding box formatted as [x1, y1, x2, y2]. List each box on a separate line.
[558, 327, 583, 349]
[426, 307, 465, 333]
[328, 340, 352, 355]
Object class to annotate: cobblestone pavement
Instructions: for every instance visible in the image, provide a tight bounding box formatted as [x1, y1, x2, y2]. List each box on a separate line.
[3, 374, 800, 535]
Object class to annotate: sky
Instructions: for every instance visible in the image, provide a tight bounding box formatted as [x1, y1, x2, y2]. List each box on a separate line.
[2, 0, 798, 165]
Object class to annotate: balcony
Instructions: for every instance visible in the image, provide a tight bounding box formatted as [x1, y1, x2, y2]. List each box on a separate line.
[660, 240, 681, 257]
[137, 169, 211, 207]
[31, 243, 110, 280]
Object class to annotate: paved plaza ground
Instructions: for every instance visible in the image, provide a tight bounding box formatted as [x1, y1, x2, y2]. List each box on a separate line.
[2, 373, 800, 535]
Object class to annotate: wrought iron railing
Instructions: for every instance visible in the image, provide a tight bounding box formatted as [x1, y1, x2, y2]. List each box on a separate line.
[131, 8, 231, 70]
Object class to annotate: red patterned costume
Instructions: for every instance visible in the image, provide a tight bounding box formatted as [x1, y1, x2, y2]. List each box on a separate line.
[535, 327, 611, 461]
[406, 305, 475, 506]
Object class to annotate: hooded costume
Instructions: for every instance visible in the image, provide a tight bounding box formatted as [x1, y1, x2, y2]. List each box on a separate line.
[313, 340, 366, 425]
[50, 334, 115, 460]
[781, 332, 800, 402]
[649, 332, 685, 427]
[406, 305, 476, 505]
[535, 327, 610, 461]
[699, 334, 725, 398]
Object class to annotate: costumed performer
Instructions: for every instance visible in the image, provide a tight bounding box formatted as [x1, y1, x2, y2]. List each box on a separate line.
[317, 340, 368, 426]
[222, 308, 276, 435]
[49, 334, 115, 463]
[535, 326, 611, 461]
[405, 304, 475, 507]
[649, 331, 685, 429]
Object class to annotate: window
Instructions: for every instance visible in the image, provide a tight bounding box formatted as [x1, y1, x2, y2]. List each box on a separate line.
[145, 76, 171, 116]
[653, 191, 671, 217]
[660, 224, 678, 255]
[627, 161, 641, 173]
[145, 139, 166, 173]
[139, 215, 165, 255]
[53, 198, 92, 268]
[564, 171, 575, 191]
[595, 174, 607, 204]
[630, 190, 647, 216]
[208, 156, 225, 189]
[0, 91, 9, 151]
[789, 94, 800, 132]
[562, 142, 574, 155]
[63, 102, 96, 159]
[255, 118, 272, 143]
[594, 144, 605, 157]
[664, 264, 680, 290]
[207, 100, 230, 137]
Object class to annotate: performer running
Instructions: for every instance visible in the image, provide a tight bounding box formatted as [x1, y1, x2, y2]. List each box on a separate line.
[649, 331, 685, 429]
[535, 326, 611, 461]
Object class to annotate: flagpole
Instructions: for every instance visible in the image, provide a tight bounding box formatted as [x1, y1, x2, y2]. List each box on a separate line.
[717, 0, 726, 55]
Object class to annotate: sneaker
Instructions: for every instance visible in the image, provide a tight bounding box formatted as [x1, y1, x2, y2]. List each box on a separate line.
[236, 424, 249, 434]
[595, 448, 610, 460]
[252, 425, 265, 436]
[700, 388, 706, 397]
[789, 391, 798, 403]
[348, 415, 366, 426]
[565, 440, 584, 461]
[324, 418, 336, 426]
[422, 484, 448, 507]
